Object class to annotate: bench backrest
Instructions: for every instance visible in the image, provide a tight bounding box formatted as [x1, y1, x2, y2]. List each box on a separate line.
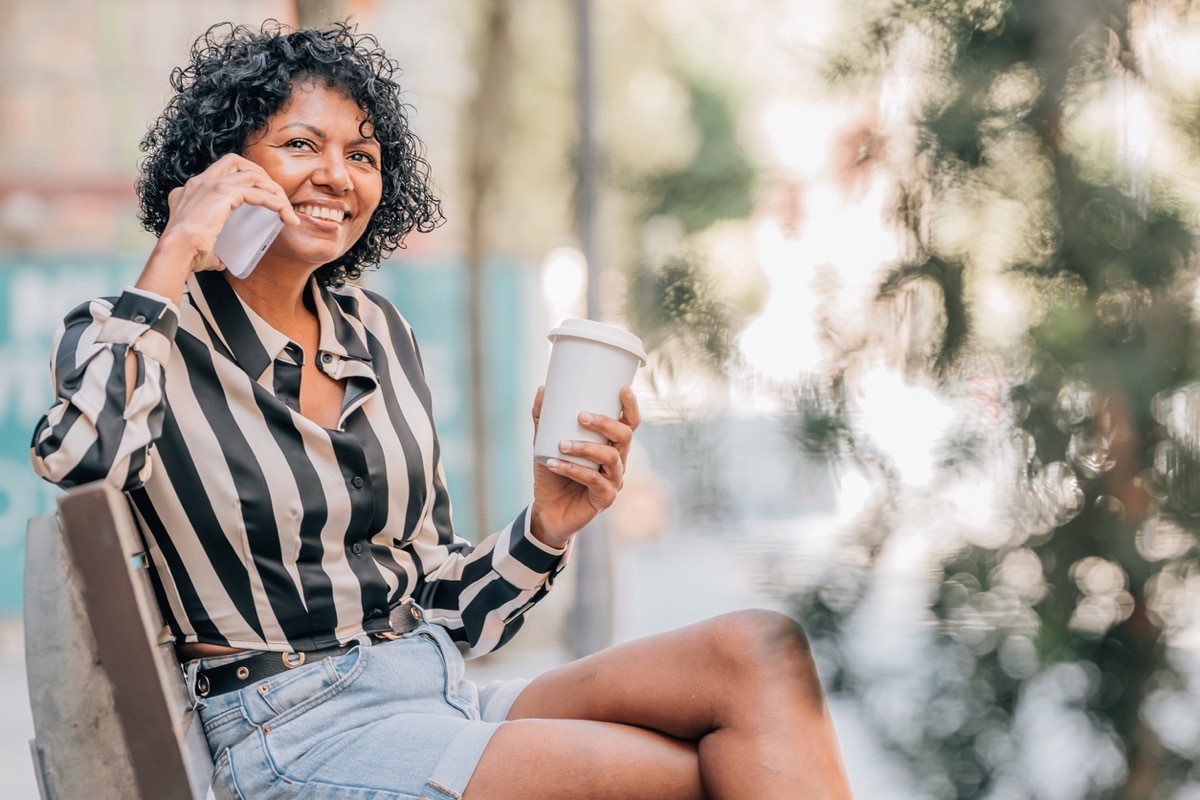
[25, 482, 213, 800]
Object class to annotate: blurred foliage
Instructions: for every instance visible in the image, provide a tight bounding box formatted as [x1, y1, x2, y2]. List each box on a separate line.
[790, 374, 853, 460]
[879, 255, 969, 374]
[620, 65, 759, 387]
[632, 79, 758, 233]
[784, 0, 1200, 797]
[626, 252, 738, 379]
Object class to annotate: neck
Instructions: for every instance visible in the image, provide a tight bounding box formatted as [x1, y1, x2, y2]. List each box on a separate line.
[224, 266, 317, 339]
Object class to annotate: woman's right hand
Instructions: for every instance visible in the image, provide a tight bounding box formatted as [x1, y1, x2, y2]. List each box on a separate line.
[136, 154, 300, 301]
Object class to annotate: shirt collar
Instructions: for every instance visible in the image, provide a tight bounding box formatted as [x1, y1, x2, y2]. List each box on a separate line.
[185, 271, 373, 381]
[312, 281, 374, 364]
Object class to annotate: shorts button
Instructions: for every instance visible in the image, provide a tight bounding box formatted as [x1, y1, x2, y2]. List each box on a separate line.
[351, 476, 364, 489]
[351, 542, 364, 556]
[133, 314, 147, 324]
[321, 353, 333, 364]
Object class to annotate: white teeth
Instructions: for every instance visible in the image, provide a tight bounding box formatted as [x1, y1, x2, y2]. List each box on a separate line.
[296, 204, 346, 222]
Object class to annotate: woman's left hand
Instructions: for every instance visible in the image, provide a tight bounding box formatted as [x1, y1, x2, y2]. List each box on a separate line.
[529, 386, 640, 549]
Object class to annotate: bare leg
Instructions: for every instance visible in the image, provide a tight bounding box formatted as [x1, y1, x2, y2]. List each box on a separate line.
[463, 609, 852, 799]
[464, 718, 705, 799]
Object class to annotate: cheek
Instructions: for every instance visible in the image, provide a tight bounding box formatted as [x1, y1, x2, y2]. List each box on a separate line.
[357, 193, 382, 232]
[355, 204, 377, 231]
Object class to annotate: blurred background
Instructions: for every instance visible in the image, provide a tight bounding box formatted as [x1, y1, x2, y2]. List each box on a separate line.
[4, 0, 1200, 797]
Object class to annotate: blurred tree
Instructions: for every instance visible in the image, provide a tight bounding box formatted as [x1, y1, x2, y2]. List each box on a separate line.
[633, 78, 758, 235]
[294, 0, 348, 28]
[620, 65, 759, 389]
[783, 0, 1200, 797]
[462, 0, 514, 537]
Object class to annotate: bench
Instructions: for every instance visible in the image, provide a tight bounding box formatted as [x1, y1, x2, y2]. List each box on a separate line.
[24, 481, 213, 800]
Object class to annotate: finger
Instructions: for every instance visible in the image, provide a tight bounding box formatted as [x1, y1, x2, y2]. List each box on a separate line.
[195, 157, 300, 226]
[211, 152, 266, 176]
[578, 412, 633, 457]
[218, 172, 300, 225]
[543, 456, 619, 509]
[532, 386, 545, 429]
[171, 173, 293, 230]
[198, 252, 228, 273]
[532, 383, 547, 434]
[221, 185, 300, 225]
[240, 188, 300, 225]
[619, 386, 641, 431]
[558, 441, 623, 488]
[212, 152, 249, 169]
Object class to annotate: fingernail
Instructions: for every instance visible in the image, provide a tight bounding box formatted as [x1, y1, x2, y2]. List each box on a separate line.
[559, 441, 575, 453]
[579, 412, 593, 423]
[546, 458, 561, 469]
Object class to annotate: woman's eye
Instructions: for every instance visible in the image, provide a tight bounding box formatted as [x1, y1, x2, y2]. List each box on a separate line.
[350, 152, 378, 166]
[286, 139, 313, 150]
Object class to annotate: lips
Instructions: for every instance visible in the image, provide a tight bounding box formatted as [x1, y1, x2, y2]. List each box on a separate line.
[295, 204, 347, 222]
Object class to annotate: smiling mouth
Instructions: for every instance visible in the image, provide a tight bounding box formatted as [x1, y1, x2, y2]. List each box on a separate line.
[295, 204, 347, 223]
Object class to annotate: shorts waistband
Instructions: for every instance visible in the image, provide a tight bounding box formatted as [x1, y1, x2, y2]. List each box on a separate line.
[195, 598, 425, 698]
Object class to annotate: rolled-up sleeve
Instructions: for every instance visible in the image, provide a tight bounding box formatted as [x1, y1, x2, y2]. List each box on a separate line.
[30, 288, 179, 491]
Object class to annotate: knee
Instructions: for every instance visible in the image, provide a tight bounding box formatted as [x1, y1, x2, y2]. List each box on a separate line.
[709, 609, 822, 694]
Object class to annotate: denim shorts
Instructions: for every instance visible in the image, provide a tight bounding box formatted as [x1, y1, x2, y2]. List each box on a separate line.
[185, 623, 529, 800]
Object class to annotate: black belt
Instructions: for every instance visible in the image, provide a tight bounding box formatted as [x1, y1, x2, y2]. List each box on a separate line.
[195, 598, 425, 698]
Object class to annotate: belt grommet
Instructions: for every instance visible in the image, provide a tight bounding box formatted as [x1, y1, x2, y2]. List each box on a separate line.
[236, 666, 250, 680]
[282, 651, 306, 669]
[196, 674, 211, 697]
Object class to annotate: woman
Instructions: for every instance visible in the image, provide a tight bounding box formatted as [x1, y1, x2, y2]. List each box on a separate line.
[31, 22, 852, 800]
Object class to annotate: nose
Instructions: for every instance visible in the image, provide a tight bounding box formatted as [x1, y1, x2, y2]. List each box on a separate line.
[314, 153, 352, 195]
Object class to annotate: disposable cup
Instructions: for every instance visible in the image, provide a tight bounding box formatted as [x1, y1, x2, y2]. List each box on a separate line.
[533, 318, 647, 469]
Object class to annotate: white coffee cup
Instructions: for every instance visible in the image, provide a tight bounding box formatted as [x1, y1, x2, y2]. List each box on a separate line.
[533, 318, 648, 469]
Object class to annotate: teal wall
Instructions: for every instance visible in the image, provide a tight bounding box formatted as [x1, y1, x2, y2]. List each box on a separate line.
[0, 254, 537, 616]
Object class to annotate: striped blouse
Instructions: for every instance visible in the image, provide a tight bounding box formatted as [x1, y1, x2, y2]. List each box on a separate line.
[30, 270, 569, 656]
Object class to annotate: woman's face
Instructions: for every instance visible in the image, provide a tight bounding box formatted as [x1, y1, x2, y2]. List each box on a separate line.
[241, 81, 383, 273]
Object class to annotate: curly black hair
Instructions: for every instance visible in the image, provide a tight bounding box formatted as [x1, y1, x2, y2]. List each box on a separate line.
[137, 21, 443, 287]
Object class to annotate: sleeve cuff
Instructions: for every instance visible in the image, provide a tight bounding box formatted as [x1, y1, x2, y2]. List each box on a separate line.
[509, 505, 572, 572]
[486, 506, 572, 593]
[96, 288, 180, 362]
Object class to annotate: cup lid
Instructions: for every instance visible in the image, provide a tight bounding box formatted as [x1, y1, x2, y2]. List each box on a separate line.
[548, 318, 648, 365]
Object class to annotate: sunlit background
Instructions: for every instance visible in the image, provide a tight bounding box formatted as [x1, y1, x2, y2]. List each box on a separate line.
[4, 0, 1200, 797]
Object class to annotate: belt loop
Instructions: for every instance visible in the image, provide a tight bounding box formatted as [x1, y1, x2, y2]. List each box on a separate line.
[183, 659, 209, 712]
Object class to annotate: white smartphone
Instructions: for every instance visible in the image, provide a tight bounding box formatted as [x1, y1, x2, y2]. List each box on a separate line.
[213, 204, 285, 278]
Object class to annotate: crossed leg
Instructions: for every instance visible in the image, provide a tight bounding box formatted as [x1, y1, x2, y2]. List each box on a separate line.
[463, 609, 853, 799]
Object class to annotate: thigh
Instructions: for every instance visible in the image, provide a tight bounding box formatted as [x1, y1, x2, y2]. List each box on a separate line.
[507, 609, 795, 739]
[464, 718, 704, 800]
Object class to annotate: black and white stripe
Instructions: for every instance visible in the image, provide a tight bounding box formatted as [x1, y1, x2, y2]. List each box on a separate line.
[31, 271, 568, 656]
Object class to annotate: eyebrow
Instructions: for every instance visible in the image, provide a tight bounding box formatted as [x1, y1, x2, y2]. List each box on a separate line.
[279, 122, 379, 149]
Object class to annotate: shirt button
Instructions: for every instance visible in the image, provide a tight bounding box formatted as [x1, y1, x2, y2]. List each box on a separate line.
[351, 542, 364, 556]
[351, 476, 364, 489]
[321, 353, 333, 364]
[133, 314, 147, 324]
[368, 607, 384, 618]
